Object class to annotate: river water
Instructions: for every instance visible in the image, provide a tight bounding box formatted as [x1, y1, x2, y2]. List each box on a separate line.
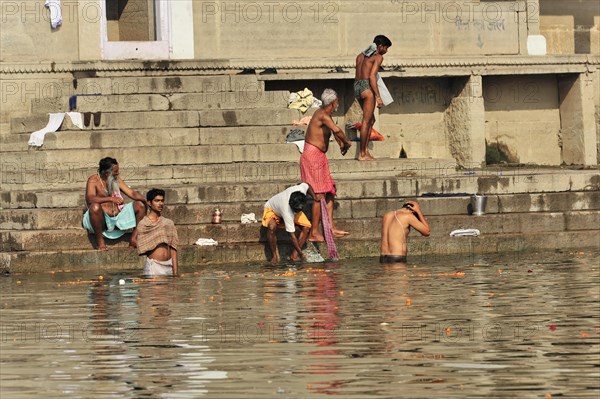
[1, 249, 599, 398]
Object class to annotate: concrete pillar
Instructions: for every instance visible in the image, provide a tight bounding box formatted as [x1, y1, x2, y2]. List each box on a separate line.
[558, 72, 598, 166]
[526, 0, 547, 55]
[78, 0, 102, 61]
[444, 75, 486, 168]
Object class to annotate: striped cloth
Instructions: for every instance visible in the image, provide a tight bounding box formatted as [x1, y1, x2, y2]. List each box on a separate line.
[320, 199, 339, 260]
[300, 142, 336, 195]
[136, 216, 179, 255]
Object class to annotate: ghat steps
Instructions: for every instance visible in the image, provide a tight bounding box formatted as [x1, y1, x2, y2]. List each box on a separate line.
[1, 72, 598, 272]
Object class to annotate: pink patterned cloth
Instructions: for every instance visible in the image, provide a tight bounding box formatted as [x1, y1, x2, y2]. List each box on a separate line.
[320, 200, 338, 260]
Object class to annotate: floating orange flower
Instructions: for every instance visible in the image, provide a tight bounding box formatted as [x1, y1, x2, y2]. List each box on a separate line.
[406, 298, 412, 306]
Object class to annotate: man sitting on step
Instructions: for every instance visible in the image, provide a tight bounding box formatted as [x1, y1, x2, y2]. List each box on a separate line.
[83, 157, 147, 250]
[262, 182, 315, 263]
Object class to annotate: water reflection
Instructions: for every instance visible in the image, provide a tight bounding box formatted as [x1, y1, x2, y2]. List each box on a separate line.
[1, 249, 599, 398]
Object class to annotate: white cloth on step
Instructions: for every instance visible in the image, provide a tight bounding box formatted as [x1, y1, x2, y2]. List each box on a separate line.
[67, 112, 84, 129]
[195, 238, 218, 246]
[28, 112, 84, 147]
[45, 0, 62, 29]
[450, 229, 481, 237]
[28, 113, 65, 147]
[241, 213, 257, 224]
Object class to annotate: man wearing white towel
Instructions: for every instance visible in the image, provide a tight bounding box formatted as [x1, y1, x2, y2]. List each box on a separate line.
[380, 201, 430, 263]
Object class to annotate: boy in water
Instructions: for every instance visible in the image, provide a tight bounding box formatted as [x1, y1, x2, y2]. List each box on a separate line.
[137, 188, 179, 276]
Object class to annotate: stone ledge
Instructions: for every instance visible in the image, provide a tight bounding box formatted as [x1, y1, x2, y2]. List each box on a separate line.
[2, 55, 597, 75]
[1, 232, 597, 273]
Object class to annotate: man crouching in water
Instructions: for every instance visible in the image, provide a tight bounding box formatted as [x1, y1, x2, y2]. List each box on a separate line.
[137, 188, 179, 276]
[380, 201, 430, 263]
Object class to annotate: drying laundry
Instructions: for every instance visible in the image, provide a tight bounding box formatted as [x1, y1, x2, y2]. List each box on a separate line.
[28, 112, 84, 147]
[45, 0, 62, 29]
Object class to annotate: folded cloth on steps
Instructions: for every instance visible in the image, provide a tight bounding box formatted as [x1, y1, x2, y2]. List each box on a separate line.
[286, 129, 305, 142]
[195, 238, 218, 246]
[28, 112, 84, 147]
[241, 213, 258, 224]
[288, 88, 314, 113]
[450, 229, 481, 237]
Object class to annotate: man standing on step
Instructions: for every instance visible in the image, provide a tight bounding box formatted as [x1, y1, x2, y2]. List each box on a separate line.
[301, 88, 352, 242]
[380, 201, 430, 263]
[83, 157, 147, 250]
[355, 34, 392, 161]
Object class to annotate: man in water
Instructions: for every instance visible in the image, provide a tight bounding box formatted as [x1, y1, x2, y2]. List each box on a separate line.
[380, 200, 430, 263]
[300, 88, 352, 242]
[137, 188, 179, 276]
[354, 34, 392, 161]
[262, 182, 315, 263]
[83, 157, 147, 250]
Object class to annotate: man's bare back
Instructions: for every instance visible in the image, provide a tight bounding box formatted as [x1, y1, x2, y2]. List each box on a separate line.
[380, 201, 430, 257]
[305, 108, 335, 153]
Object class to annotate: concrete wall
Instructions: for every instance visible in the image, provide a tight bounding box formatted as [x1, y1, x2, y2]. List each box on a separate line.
[483, 75, 562, 165]
[540, 0, 600, 54]
[194, 0, 523, 60]
[378, 78, 452, 160]
[0, 0, 83, 62]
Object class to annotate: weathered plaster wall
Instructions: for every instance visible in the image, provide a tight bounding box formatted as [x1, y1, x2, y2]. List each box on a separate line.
[483, 74, 562, 165]
[540, 0, 600, 54]
[194, 0, 523, 60]
[0, 0, 83, 62]
[377, 77, 452, 160]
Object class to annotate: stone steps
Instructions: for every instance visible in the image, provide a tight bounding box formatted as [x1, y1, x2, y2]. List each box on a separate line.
[2, 230, 598, 273]
[31, 91, 291, 113]
[0, 158, 454, 192]
[72, 75, 263, 95]
[9, 108, 302, 134]
[2, 169, 598, 209]
[2, 191, 599, 231]
[2, 210, 599, 253]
